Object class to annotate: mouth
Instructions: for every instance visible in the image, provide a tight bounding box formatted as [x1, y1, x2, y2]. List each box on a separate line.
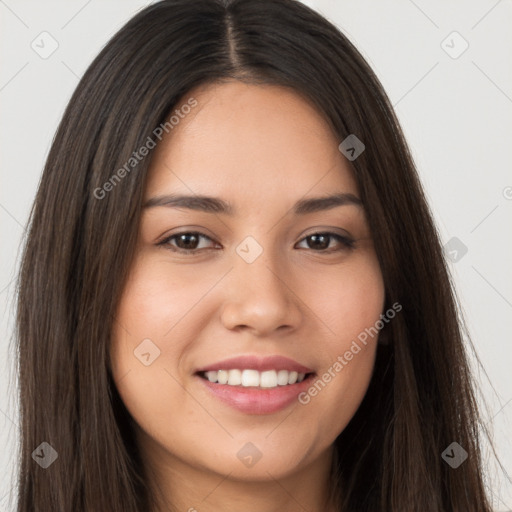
[195, 367, 317, 415]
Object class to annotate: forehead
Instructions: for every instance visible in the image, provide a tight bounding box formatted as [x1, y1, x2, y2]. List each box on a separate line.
[145, 81, 358, 204]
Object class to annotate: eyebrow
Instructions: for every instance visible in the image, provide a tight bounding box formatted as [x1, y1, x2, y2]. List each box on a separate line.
[142, 192, 363, 215]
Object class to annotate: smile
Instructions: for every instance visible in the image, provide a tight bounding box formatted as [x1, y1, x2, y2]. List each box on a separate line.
[199, 369, 309, 388]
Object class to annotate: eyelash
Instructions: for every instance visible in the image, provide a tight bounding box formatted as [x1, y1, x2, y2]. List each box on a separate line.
[157, 231, 356, 255]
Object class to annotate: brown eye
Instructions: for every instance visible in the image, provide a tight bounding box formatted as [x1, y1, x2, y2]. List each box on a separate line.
[157, 231, 355, 255]
[296, 232, 355, 252]
[158, 232, 217, 253]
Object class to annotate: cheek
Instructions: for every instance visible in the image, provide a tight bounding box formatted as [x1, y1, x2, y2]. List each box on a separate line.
[109, 252, 192, 399]
[113, 253, 214, 338]
[110, 250, 222, 373]
[303, 248, 385, 341]
[109, 253, 212, 445]
[294, 250, 384, 435]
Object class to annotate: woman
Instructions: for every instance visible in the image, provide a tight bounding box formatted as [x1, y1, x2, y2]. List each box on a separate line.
[15, 0, 493, 510]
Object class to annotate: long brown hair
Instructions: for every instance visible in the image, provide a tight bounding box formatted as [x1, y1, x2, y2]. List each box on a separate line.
[14, 0, 494, 510]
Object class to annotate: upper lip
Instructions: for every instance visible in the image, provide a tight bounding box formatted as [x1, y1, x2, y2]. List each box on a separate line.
[196, 355, 314, 374]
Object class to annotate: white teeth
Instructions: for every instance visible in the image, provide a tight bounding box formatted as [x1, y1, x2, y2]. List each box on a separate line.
[288, 371, 298, 384]
[201, 369, 310, 388]
[227, 369, 242, 385]
[217, 370, 229, 385]
[260, 370, 277, 388]
[205, 371, 217, 382]
[241, 369, 260, 387]
[277, 369, 289, 385]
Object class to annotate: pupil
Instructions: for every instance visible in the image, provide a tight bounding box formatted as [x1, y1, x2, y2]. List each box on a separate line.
[178, 233, 198, 249]
[309, 234, 329, 250]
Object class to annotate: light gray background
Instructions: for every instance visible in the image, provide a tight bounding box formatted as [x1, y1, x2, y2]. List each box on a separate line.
[1, 0, 511, 510]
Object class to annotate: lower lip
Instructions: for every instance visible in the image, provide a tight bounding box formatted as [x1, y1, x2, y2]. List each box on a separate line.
[197, 374, 315, 414]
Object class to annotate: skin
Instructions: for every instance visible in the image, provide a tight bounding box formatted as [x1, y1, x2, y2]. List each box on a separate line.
[110, 80, 385, 512]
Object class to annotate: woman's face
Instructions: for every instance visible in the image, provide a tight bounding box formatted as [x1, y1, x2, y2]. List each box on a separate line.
[110, 80, 385, 484]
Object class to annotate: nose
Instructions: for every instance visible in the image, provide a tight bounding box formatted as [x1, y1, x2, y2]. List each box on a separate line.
[220, 246, 303, 337]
